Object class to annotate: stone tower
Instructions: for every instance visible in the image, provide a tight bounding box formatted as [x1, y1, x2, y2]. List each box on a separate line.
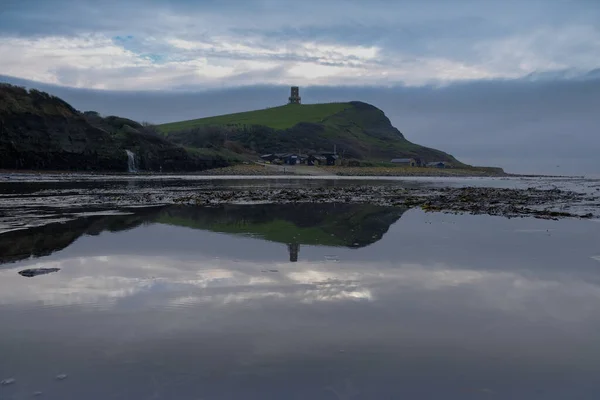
[288, 86, 301, 104]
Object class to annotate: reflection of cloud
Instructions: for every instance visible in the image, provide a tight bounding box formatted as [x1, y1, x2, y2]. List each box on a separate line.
[0, 255, 377, 307]
[1, 255, 600, 324]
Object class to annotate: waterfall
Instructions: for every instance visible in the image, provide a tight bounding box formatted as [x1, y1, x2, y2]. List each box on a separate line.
[125, 150, 137, 173]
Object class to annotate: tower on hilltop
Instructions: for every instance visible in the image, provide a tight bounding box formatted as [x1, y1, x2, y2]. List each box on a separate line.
[288, 86, 301, 104]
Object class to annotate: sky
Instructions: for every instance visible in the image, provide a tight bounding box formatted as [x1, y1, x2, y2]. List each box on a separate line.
[1, 0, 599, 176]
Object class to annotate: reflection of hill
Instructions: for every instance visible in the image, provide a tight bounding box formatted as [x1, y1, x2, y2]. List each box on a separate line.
[156, 204, 406, 248]
[0, 208, 162, 265]
[0, 204, 406, 265]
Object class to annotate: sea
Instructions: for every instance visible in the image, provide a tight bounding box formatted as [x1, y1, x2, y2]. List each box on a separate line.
[1, 173, 600, 399]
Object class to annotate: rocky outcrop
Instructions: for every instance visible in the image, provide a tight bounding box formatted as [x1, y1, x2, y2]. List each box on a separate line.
[0, 83, 229, 172]
[19, 268, 60, 277]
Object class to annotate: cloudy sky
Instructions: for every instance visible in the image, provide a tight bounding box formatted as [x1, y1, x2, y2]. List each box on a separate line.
[1, 0, 599, 175]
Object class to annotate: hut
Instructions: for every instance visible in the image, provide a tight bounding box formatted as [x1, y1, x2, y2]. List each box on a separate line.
[283, 154, 299, 165]
[322, 153, 339, 166]
[260, 154, 277, 163]
[426, 161, 447, 169]
[391, 158, 416, 167]
[307, 155, 326, 166]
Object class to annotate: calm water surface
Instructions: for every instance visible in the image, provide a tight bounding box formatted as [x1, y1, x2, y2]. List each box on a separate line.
[1, 178, 600, 399]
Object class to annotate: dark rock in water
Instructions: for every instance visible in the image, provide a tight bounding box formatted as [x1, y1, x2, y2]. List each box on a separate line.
[18, 268, 60, 277]
[1, 377, 16, 386]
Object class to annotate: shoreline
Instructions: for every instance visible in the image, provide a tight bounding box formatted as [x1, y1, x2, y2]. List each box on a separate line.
[0, 165, 582, 179]
[0, 176, 597, 233]
[170, 185, 598, 220]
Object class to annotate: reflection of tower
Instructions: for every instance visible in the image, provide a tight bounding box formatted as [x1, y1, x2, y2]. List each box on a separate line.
[288, 86, 301, 104]
[288, 243, 300, 262]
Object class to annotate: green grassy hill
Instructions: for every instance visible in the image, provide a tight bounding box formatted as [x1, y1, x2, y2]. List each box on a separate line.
[160, 103, 352, 132]
[159, 101, 463, 164]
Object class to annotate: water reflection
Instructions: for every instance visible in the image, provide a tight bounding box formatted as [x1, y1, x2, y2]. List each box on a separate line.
[2, 207, 600, 399]
[0, 204, 406, 265]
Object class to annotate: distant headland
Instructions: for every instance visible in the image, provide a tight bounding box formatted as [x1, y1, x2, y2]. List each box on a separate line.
[0, 82, 504, 175]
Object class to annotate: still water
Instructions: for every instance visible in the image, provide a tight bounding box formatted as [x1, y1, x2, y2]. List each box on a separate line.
[1, 183, 600, 399]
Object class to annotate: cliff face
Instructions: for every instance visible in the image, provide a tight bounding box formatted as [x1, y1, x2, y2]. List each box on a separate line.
[0, 85, 121, 170]
[320, 101, 461, 162]
[0, 84, 229, 172]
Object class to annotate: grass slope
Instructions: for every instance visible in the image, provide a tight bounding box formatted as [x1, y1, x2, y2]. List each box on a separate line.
[159, 103, 352, 132]
[159, 100, 464, 164]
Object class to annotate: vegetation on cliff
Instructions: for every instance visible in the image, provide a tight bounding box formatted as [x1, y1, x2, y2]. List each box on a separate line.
[0, 83, 234, 172]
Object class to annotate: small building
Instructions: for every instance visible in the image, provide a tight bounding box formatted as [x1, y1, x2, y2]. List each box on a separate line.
[322, 153, 339, 166]
[286, 154, 299, 165]
[268, 153, 289, 164]
[260, 154, 277, 162]
[427, 161, 447, 169]
[277, 153, 299, 165]
[290, 154, 308, 164]
[307, 155, 326, 166]
[391, 158, 416, 167]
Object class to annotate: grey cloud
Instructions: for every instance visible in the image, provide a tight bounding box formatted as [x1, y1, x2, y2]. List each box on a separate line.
[171, 66, 291, 90]
[2, 0, 599, 52]
[2, 0, 600, 91]
[230, 15, 507, 58]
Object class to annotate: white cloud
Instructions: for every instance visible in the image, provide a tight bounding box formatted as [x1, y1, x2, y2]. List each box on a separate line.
[0, 21, 599, 90]
[0, 34, 150, 87]
[473, 25, 600, 76]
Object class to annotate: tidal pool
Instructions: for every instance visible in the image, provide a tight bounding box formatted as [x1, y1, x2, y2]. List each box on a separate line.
[1, 177, 600, 399]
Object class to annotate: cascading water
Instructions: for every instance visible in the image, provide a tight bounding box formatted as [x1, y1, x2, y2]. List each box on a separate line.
[125, 150, 137, 173]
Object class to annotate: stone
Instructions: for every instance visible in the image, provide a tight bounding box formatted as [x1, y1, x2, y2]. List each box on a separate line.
[19, 268, 60, 278]
[1, 378, 16, 386]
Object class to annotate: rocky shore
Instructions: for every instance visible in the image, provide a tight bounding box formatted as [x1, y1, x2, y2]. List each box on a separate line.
[172, 186, 598, 220]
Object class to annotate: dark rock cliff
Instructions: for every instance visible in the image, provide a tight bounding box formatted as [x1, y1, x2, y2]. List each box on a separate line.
[0, 83, 229, 172]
